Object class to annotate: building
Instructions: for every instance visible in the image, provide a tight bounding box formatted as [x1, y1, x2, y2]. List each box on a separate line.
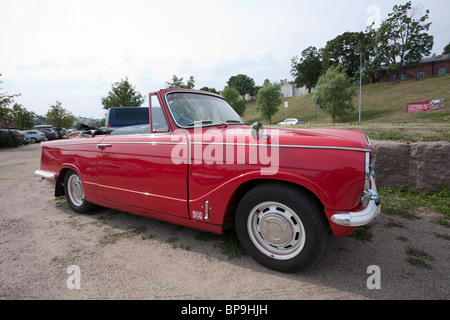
[1, 117, 13, 128]
[280, 79, 314, 98]
[380, 53, 450, 82]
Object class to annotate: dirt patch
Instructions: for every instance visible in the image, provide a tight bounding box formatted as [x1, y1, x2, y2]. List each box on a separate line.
[0, 143, 448, 300]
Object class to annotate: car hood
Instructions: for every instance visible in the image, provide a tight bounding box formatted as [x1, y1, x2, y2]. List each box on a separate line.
[238, 125, 373, 151]
[193, 125, 373, 152]
[274, 127, 371, 149]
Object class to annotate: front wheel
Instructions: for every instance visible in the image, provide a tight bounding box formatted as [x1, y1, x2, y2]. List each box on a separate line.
[64, 170, 96, 213]
[235, 183, 328, 273]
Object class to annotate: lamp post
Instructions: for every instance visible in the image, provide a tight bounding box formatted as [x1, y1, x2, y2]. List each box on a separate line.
[315, 96, 321, 123]
[284, 101, 288, 120]
[359, 51, 362, 123]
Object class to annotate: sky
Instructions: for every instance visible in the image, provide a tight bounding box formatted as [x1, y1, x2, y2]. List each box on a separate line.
[1, 0, 449, 120]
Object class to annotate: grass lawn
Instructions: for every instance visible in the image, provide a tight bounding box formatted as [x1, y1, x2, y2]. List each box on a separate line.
[243, 74, 450, 142]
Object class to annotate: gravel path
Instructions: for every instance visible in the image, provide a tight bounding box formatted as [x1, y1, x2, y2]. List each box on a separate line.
[0, 143, 448, 300]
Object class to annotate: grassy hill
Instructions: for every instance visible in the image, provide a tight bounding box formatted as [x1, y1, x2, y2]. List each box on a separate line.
[243, 74, 450, 141]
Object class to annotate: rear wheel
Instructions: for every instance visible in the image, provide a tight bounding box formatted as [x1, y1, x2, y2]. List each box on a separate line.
[235, 182, 328, 273]
[64, 170, 96, 213]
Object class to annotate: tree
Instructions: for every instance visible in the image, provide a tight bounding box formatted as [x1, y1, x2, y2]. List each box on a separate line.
[221, 86, 246, 116]
[291, 46, 322, 93]
[101, 77, 145, 110]
[200, 87, 218, 94]
[322, 32, 376, 82]
[12, 103, 35, 129]
[227, 74, 256, 98]
[46, 101, 74, 133]
[0, 74, 21, 124]
[443, 42, 450, 54]
[314, 66, 356, 122]
[375, 1, 434, 79]
[255, 82, 281, 124]
[165, 75, 195, 89]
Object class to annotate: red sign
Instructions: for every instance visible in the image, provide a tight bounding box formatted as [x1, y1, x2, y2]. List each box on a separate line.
[407, 101, 430, 113]
[407, 99, 445, 113]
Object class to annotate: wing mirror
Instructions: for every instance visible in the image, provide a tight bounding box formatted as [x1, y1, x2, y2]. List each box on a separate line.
[251, 122, 268, 141]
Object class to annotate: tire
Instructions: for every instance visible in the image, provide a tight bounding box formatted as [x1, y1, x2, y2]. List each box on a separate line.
[30, 137, 37, 143]
[64, 170, 96, 213]
[235, 182, 328, 273]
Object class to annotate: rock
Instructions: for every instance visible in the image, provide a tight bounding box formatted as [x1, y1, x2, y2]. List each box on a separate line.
[372, 140, 450, 191]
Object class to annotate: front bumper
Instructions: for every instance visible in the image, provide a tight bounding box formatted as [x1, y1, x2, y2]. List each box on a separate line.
[331, 176, 381, 227]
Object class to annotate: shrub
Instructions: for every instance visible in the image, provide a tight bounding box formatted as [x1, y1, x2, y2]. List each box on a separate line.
[0, 131, 20, 148]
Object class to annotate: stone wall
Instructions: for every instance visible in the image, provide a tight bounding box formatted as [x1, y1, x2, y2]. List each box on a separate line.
[372, 140, 450, 191]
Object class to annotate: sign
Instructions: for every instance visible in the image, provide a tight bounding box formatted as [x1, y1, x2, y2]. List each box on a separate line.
[430, 99, 446, 110]
[284, 102, 288, 108]
[315, 96, 321, 105]
[407, 101, 430, 113]
[407, 99, 445, 113]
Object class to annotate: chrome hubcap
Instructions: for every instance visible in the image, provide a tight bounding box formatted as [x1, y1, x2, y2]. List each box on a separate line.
[67, 174, 84, 207]
[248, 201, 305, 260]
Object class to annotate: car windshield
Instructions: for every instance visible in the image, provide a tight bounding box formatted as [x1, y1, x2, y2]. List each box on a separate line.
[166, 92, 245, 127]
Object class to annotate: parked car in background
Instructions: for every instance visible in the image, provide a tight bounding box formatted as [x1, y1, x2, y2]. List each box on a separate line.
[278, 118, 305, 125]
[0, 129, 29, 145]
[24, 130, 47, 143]
[41, 128, 57, 140]
[35, 88, 380, 273]
[11, 129, 29, 145]
[102, 107, 150, 133]
[33, 125, 58, 140]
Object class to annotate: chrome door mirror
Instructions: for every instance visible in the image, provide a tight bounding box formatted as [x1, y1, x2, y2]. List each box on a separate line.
[251, 122, 263, 141]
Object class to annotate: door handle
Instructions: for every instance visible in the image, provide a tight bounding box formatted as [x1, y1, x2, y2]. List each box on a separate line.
[97, 143, 112, 150]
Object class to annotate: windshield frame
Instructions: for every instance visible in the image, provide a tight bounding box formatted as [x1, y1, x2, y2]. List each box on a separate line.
[164, 90, 245, 129]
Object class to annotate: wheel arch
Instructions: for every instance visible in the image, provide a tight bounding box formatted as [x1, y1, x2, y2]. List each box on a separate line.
[223, 178, 326, 230]
[54, 166, 81, 198]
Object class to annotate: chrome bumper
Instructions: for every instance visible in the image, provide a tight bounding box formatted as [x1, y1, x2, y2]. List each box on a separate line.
[35, 170, 56, 180]
[331, 176, 381, 227]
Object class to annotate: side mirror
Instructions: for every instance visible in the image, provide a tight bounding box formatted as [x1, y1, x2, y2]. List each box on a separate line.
[251, 122, 263, 141]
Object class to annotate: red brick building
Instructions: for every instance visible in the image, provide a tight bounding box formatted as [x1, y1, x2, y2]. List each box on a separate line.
[379, 53, 450, 82]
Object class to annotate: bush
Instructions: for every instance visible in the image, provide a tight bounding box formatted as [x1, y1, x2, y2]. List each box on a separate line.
[0, 131, 20, 148]
[314, 65, 356, 122]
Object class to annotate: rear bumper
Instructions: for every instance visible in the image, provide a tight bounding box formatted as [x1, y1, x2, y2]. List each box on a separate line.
[35, 170, 56, 180]
[331, 176, 381, 227]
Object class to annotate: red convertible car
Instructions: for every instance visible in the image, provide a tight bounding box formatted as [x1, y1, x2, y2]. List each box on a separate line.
[35, 89, 380, 272]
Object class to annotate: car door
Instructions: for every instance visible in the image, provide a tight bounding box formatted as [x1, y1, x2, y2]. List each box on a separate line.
[96, 94, 189, 218]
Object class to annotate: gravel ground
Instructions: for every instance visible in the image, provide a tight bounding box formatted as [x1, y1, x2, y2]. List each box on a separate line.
[0, 143, 448, 300]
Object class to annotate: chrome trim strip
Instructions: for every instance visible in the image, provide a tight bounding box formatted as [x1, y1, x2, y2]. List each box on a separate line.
[277, 144, 370, 152]
[46, 139, 370, 152]
[108, 141, 182, 146]
[47, 141, 184, 147]
[45, 142, 99, 147]
[190, 142, 371, 153]
[35, 170, 56, 180]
